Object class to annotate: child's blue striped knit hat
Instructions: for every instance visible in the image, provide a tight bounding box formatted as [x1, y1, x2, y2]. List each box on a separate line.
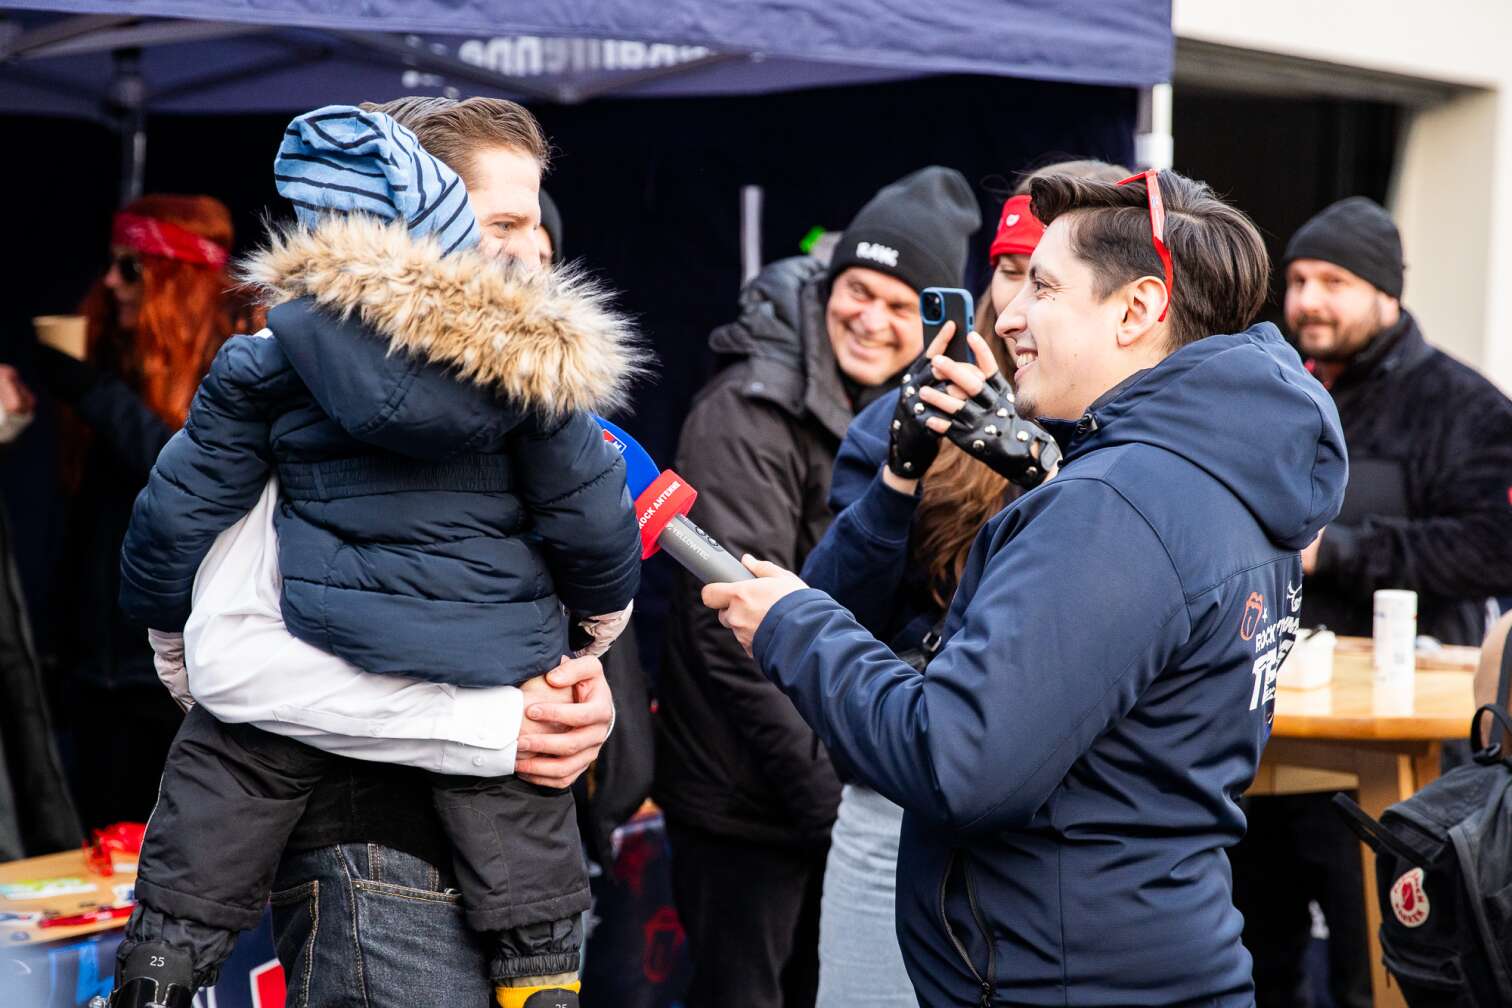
[275, 105, 480, 255]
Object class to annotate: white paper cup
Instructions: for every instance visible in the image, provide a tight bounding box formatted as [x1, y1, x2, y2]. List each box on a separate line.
[33, 315, 87, 360]
[1279, 629, 1335, 690]
[1373, 589, 1417, 688]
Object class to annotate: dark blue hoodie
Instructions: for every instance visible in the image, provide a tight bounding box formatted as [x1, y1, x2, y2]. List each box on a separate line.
[753, 323, 1347, 1006]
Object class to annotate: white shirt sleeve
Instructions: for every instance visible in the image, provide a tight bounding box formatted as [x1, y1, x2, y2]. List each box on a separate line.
[0, 401, 33, 444]
[183, 479, 522, 777]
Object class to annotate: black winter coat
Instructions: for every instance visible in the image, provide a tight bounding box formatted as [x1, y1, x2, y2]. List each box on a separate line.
[575, 621, 654, 864]
[38, 347, 177, 689]
[0, 504, 81, 859]
[654, 256, 873, 848]
[1305, 313, 1512, 645]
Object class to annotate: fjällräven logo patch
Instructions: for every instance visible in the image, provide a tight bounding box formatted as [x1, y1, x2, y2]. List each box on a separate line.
[1390, 867, 1430, 928]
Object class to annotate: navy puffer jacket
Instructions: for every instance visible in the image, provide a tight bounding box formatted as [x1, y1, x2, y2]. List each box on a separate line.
[120, 215, 643, 688]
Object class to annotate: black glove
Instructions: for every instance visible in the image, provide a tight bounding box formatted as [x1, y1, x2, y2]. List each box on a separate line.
[888, 358, 944, 479]
[33, 344, 100, 405]
[918, 367, 1061, 490]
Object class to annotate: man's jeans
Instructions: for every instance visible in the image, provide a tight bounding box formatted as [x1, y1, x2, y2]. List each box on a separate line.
[270, 844, 494, 1008]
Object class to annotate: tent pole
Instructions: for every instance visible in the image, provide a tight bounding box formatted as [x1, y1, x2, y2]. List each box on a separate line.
[556, 51, 741, 104]
[0, 13, 136, 61]
[109, 48, 147, 206]
[740, 185, 763, 287]
[1135, 83, 1173, 171]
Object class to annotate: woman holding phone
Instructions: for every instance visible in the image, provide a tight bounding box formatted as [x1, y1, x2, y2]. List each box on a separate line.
[804, 159, 1126, 1007]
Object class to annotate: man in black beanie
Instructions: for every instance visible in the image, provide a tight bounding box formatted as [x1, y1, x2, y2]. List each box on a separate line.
[1231, 196, 1512, 1008]
[655, 166, 979, 1008]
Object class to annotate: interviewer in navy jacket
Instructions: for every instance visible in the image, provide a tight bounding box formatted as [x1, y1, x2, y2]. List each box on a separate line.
[705, 170, 1349, 1007]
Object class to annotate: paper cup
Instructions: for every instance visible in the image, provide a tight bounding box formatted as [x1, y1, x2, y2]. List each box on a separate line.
[33, 315, 87, 360]
[1279, 628, 1335, 690]
[1373, 589, 1417, 687]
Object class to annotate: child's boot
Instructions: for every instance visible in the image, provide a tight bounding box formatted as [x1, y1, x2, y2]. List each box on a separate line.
[494, 975, 582, 1008]
[102, 941, 196, 1008]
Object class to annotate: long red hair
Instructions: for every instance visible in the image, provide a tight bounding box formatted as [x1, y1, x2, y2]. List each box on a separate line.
[79, 194, 254, 428]
[910, 306, 1016, 607]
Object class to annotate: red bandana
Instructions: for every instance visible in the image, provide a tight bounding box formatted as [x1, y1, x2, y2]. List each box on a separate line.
[112, 212, 229, 269]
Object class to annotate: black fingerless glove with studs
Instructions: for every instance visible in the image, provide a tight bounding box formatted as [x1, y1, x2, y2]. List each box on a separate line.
[916, 367, 1062, 490]
[888, 357, 944, 479]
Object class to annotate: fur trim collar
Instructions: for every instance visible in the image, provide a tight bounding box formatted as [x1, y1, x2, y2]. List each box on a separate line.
[239, 214, 643, 416]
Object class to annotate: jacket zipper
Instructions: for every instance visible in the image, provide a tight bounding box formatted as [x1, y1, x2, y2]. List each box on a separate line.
[937, 851, 995, 1006]
[963, 857, 996, 1004]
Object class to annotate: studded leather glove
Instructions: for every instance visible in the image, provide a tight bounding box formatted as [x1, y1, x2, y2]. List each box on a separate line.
[888, 358, 945, 479]
[917, 368, 1062, 490]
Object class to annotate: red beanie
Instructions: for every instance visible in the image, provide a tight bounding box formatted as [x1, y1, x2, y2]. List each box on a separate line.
[988, 194, 1045, 260]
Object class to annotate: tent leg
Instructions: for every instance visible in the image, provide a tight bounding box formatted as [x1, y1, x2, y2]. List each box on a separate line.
[740, 185, 763, 287]
[1135, 83, 1174, 171]
[110, 47, 146, 206]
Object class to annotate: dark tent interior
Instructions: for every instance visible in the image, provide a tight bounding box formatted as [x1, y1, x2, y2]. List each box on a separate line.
[0, 74, 1137, 662]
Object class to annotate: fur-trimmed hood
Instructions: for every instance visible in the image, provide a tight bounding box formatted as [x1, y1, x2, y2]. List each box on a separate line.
[239, 214, 642, 416]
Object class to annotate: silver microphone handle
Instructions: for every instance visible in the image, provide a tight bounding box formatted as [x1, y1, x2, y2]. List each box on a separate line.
[657, 513, 755, 583]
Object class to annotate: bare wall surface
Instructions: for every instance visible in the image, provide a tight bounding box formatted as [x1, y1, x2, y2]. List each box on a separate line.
[1173, 0, 1512, 392]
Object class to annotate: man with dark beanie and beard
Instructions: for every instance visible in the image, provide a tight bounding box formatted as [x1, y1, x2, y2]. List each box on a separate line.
[655, 166, 979, 1008]
[1231, 196, 1512, 1008]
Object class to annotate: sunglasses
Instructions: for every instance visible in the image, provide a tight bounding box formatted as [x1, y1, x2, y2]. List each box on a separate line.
[111, 252, 142, 285]
[1117, 169, 1174, 322]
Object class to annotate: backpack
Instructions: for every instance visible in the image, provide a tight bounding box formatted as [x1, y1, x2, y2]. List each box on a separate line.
[1333, 630, 1512, 1007]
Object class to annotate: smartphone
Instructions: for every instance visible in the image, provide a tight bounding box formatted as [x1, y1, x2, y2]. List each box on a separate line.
[920, 287, 974, 363]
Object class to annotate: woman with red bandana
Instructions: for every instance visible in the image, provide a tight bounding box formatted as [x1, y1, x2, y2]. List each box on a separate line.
[35, 195, 261, 829]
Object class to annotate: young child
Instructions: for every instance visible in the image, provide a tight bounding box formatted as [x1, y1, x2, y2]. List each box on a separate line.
[108, 106, 642, 1008]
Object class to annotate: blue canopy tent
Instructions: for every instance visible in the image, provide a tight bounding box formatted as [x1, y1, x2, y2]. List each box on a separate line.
[0, 1, 1171, 198]
[0, 2, 1170, 111]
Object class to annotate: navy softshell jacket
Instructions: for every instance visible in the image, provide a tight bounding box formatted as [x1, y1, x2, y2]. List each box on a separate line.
[754, 324, 1348, 1006]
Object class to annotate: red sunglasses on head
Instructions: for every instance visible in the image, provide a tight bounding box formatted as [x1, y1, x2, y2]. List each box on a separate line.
[1117, 169, 1173, 322]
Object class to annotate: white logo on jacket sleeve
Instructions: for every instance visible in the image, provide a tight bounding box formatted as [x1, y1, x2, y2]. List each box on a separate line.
[1246, 587, 1300, 724]
[855, 241, 900, 267]
[1390, 867, 1430, 927]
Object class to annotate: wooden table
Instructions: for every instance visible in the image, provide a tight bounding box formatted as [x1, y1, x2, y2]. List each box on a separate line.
[0, 846, 137, 945]
[1252, 636, 1478, 1008]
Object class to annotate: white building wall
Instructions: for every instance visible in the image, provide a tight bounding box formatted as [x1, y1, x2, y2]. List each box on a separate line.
[1172, 0, 1512, 391]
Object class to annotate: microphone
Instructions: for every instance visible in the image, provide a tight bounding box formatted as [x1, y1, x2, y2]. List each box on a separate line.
[596, 417, 755, 584]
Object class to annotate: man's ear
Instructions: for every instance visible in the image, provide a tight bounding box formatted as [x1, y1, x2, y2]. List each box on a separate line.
[1115, 276, 1170, 350]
